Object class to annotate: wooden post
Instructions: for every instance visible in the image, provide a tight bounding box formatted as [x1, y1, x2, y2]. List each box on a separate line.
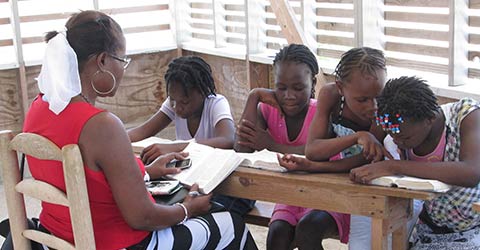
[9, 0, 29, 122]
[449, 0, 468, 86]
[170, 0, 190, 57]
[354, 0, 384, 50]
[245, 0, 267, 89]
[213, 0, 226, 48]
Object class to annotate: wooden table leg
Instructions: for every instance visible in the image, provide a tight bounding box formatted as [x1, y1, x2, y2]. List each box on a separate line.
[392, 224, 408, 250]
[371, 218, 388, 250]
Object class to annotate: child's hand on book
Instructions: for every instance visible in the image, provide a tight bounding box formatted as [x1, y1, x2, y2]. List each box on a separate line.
[356, 131, 393, 162]
[278, 153, 309, 171]
[183, 184, 212, 217]
[146, 152, 189, 179]
[350, 161, 396, 184]
[237, 119, 273, 151]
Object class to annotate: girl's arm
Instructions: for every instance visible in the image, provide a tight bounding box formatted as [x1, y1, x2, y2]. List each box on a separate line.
[351, 109, 480, 187]
[279, 153, 367, 173]
[195, 118, 235, 149]
[235, 88, 304, 154]
[128, 110, 172, 142]
[306, 84, 359, 160]
[81, 113, 211, 231]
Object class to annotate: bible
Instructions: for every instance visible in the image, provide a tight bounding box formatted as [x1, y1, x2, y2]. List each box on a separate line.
[237, 149, 287, 173]
[370, 175, 451, 192]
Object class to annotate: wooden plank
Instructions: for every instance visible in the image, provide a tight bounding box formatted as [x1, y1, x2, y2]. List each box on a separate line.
[354, 0, 384, 49]
[15, 180, 68, 206]
[468, 67, 480, 79]
[385, 27, 448, 41]
[315, 8, 353, 18]
[244, 201, 274, 226]
[385, 42, 449, 58]
[371, 218, 389, 250]
[0, 38, 13, 47]
[100, 4, 169, 15]
[385, 12, 448, 24]
[317, 35, 354, 47]
[317, 47, 346, 59]
[123, 24, 170, 34]
[23, 230, 75, 250]
[192, 33, 214, 41]
[470, 0, 480, 9]
[468, 16, 480, 28]
[384, 0, 448, 8]
[0, 17, 9, 25]
[316, 22, 353, 32]
[386, 58, 448, 75]
[0, 68, 22, 132]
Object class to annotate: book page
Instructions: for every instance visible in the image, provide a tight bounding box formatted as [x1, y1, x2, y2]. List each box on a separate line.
[237, 149, 287, 172]
[395, 176, 451, 192]
[171, 143, 241, 194]
[370, 175, 400, 187]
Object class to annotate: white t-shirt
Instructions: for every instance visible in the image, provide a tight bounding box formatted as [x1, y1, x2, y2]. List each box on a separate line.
[160, 94, 233, 140]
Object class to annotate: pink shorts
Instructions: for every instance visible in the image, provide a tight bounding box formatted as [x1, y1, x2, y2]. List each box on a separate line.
[270, 204, 350, 244]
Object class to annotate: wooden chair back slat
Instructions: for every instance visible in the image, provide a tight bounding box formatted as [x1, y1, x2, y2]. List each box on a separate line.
[0, 130, 96, 250]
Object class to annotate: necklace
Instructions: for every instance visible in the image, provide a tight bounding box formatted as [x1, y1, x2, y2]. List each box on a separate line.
[79, 93, 92, 105]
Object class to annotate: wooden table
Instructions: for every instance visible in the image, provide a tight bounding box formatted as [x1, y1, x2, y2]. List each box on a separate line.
[215, 167, 438, 250]
[473, 202, 480, 212]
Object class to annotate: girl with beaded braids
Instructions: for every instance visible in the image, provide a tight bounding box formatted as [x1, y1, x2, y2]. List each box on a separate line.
[351, 76, 480, 248]
[128, 56, 235, 165]
[234, 44, 350, 250]
[17, 10, 257, 250]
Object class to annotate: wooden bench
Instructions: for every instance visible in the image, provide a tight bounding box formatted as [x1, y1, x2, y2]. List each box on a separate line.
[245, 201, 275, 227]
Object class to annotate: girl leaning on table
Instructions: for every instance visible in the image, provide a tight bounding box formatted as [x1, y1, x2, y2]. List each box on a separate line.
[234, 44, 350, 250]
[15, 10, 257, 250]
[351, 76, 480, 249]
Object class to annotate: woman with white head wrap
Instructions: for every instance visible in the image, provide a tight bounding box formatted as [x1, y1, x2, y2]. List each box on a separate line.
[17, 10, 257, 250]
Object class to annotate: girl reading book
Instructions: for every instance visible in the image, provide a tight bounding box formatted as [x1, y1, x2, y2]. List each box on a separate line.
[351, 76, 480, 249]
[128, 56, 235, 164]
[235, 44, 350, 250]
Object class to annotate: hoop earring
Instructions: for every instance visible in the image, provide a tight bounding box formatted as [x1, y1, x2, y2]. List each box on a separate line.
[90, 70, 116, 95]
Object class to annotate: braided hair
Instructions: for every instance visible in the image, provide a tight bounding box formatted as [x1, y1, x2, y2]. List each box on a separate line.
[164, 56, 216, 98]
[273, 44, 319, 98]
[334, 47, 386, 83]
[377, 76, 439, 122]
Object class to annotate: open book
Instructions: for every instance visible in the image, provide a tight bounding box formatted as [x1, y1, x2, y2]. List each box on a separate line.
[370, 175, 451, 192]
[132, 137, 287, 193]
[237, 149, 287, 173]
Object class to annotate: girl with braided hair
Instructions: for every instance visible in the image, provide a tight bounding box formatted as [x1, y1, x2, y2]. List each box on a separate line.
[128, 56, 235, 165]
[277, 47, 402, 249]
[234, 44, 350, 250]
[351, 76, 480, 249]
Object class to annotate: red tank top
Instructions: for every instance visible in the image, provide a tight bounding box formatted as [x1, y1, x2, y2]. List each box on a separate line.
[23, 94, 150, 250]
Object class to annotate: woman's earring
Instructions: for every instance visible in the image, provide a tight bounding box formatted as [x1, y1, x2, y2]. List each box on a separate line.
[90, 70, 117, 95]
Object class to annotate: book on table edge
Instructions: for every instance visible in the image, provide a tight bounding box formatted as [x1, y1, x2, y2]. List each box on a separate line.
[370, 175, 451, 193]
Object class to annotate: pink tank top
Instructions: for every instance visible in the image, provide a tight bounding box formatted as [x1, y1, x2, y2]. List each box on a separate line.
[407, 127, 446, 162]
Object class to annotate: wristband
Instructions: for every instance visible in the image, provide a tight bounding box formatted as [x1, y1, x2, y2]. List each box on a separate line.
[143, 172, 150, 182]
[175, 203, 188, 224]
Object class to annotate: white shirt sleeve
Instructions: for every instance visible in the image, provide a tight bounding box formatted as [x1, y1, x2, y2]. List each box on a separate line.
[159, 96, 176, 121]
[209, 95, 234, 126]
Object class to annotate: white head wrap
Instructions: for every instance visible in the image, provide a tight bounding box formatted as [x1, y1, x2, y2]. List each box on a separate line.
[37, 31, 82, 115]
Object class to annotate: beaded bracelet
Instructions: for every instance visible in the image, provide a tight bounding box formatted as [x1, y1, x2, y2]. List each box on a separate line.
[175, 203, 188, 224]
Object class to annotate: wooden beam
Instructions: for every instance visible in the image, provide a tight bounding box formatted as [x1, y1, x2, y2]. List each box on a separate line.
[170, 0, 190, 56]
[245, 0, 265, 89]
[213, 0, 226, 48]
[268, 0, 307, 45]
[268, 0, 327, 86]
[9, 0, 29, 122]
[449, 0, 468, 86]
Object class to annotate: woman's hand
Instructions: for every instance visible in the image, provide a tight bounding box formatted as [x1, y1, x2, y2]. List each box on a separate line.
[356, 131, 393, 162]
[182, 184, 212, 218]
[278, 153, 310, 171]
[236, 119, 273, 151]
[349, 161, 397, 184]
[146, 152, 189, 179]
